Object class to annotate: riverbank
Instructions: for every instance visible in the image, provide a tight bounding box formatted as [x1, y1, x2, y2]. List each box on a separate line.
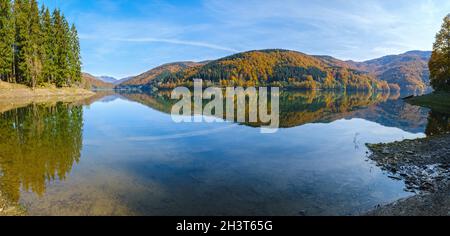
[0, 81, 94, 99]
[365, 134, 450, 216]
[0, 81, 95, 113]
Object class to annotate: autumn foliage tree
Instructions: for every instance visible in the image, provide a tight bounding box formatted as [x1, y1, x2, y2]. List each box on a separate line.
[429, 14, 450, 91]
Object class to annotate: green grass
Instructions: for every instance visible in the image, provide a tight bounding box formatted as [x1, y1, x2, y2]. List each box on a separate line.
[406, 91, 450, 114]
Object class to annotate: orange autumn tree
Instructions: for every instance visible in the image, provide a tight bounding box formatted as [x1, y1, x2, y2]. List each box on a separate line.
[429, 14, 450, 91]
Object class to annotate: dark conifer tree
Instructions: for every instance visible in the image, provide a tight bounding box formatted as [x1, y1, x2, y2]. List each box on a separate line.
[14, 0, 32, 85]
[69, 24, 81, 84]
[0, 0, 81, 88]
[29, 0, 42, 87]
[40, 6, 55, 84]
[0, 0, 14, 82]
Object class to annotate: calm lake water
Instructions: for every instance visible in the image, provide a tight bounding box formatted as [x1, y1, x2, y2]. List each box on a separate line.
[0, 90, 447, 215]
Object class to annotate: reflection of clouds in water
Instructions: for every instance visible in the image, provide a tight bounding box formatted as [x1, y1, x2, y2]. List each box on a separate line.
[126, 125, 235, 142]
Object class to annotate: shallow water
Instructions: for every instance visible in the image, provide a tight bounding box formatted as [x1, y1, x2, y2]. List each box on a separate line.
[1, 90, 445, 215]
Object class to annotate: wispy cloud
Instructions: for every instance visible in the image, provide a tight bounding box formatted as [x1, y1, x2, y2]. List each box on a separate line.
[42, 0, 450, 77]
[108, 37, 238, 53]
[202, 0, 450, 60]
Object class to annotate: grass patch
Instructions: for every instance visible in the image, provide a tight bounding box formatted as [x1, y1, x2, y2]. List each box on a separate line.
[406, 91, 450, 114]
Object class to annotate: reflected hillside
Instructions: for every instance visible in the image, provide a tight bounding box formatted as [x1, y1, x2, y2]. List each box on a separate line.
[119, 90, 422, 128]
[119, 89, 433, 133]
[276, 90, 390, 127]
[0, 103, 84, 203]
[345, 99, 430, 133]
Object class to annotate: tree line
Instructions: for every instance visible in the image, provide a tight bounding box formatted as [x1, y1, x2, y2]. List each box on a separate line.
[0, 0, 81, 88]
[143, 50, 389, 91]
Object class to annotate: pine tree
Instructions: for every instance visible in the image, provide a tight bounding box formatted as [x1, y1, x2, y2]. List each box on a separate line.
[52, 9, 69, 87]
[1, 1, 80, 88]
[40, 6, 55, 84]
[14, 0, 32, 86]
[429, 14, 450, 91]
[69, 24, 81, 84]
[0, 0, 14, 82]
[29, 0, 43, 87]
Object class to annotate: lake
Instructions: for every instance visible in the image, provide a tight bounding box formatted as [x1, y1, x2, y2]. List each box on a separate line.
[0, 89, 447, 216]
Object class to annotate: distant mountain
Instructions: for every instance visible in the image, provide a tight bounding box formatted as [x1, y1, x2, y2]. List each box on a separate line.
[97, 76, 118, 84]
[119, 61, 205, 87]
[114, 76, 134, 85]
[348, 50, 432, 91]
[118, 50, 389, 91]
[115, 49, 431, 92]
[81, 73, 115, 89]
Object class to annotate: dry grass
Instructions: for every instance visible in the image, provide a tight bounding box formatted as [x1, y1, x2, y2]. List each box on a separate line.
[0, 81, 94, 99]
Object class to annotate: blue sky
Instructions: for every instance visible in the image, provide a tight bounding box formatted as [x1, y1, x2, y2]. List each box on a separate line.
[40, 0, 450, 79]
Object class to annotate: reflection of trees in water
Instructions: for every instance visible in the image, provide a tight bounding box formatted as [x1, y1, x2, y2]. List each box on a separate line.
[425, 111, 450, 136]
[0, 103, 83, 203]
[277, 90, 390, 127]
[121, 89, 435, 133]
[120, 90, 391, 128]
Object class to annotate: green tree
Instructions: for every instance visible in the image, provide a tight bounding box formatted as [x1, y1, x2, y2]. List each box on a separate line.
[429, 14, 450, 91]
[0, 0, 14, 82]
[40, 6, 55, 84]
[52, 9, 70, 87]
[68, 24, 81, 84]
[14, 0, 32, 86]
[0, 1, 80, 88]
[28, 0, 43, 87]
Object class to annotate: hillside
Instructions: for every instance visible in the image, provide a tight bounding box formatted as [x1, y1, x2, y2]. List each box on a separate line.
[116, 49, 431, 92]
[114, 76, 134, 85]
[81, 73, 115, 89]
[119, 50, 389, 91]
[119, 62, 205, 87]
[97, 76, 118, 84]
[349, 51, 431, 92]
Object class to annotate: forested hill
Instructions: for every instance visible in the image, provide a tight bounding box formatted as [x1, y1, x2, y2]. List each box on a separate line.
[81, 73, 115, 90]
[117, 49, 431, 92]
[348, 51, 431, 92]
[119, 61, 206, 87]
[119, 50, 390, 91]
[0, 0, 81, 88]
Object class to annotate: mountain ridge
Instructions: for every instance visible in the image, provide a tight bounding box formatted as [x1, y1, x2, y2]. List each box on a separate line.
[81, 73, 115, 89]
[97, 76, 118, 84]
[97, 49, 431, 92]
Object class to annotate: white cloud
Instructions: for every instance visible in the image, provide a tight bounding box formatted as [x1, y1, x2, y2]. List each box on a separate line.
[109, 37, 238, 53]
[48, 0, 450, 77]
[202, 0, 450, 60]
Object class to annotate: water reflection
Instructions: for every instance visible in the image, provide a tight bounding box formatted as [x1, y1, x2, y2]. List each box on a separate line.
[426, 111, 450, 136]
[119, 90, 432, 132]
[0, 89, 448, 215]
[0, 103, 83, 203]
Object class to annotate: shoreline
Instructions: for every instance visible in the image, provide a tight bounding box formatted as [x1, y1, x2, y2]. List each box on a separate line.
[0, 86, 94, 99]
[365, 134, 450, 216]
[0, 81, 95, 112]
